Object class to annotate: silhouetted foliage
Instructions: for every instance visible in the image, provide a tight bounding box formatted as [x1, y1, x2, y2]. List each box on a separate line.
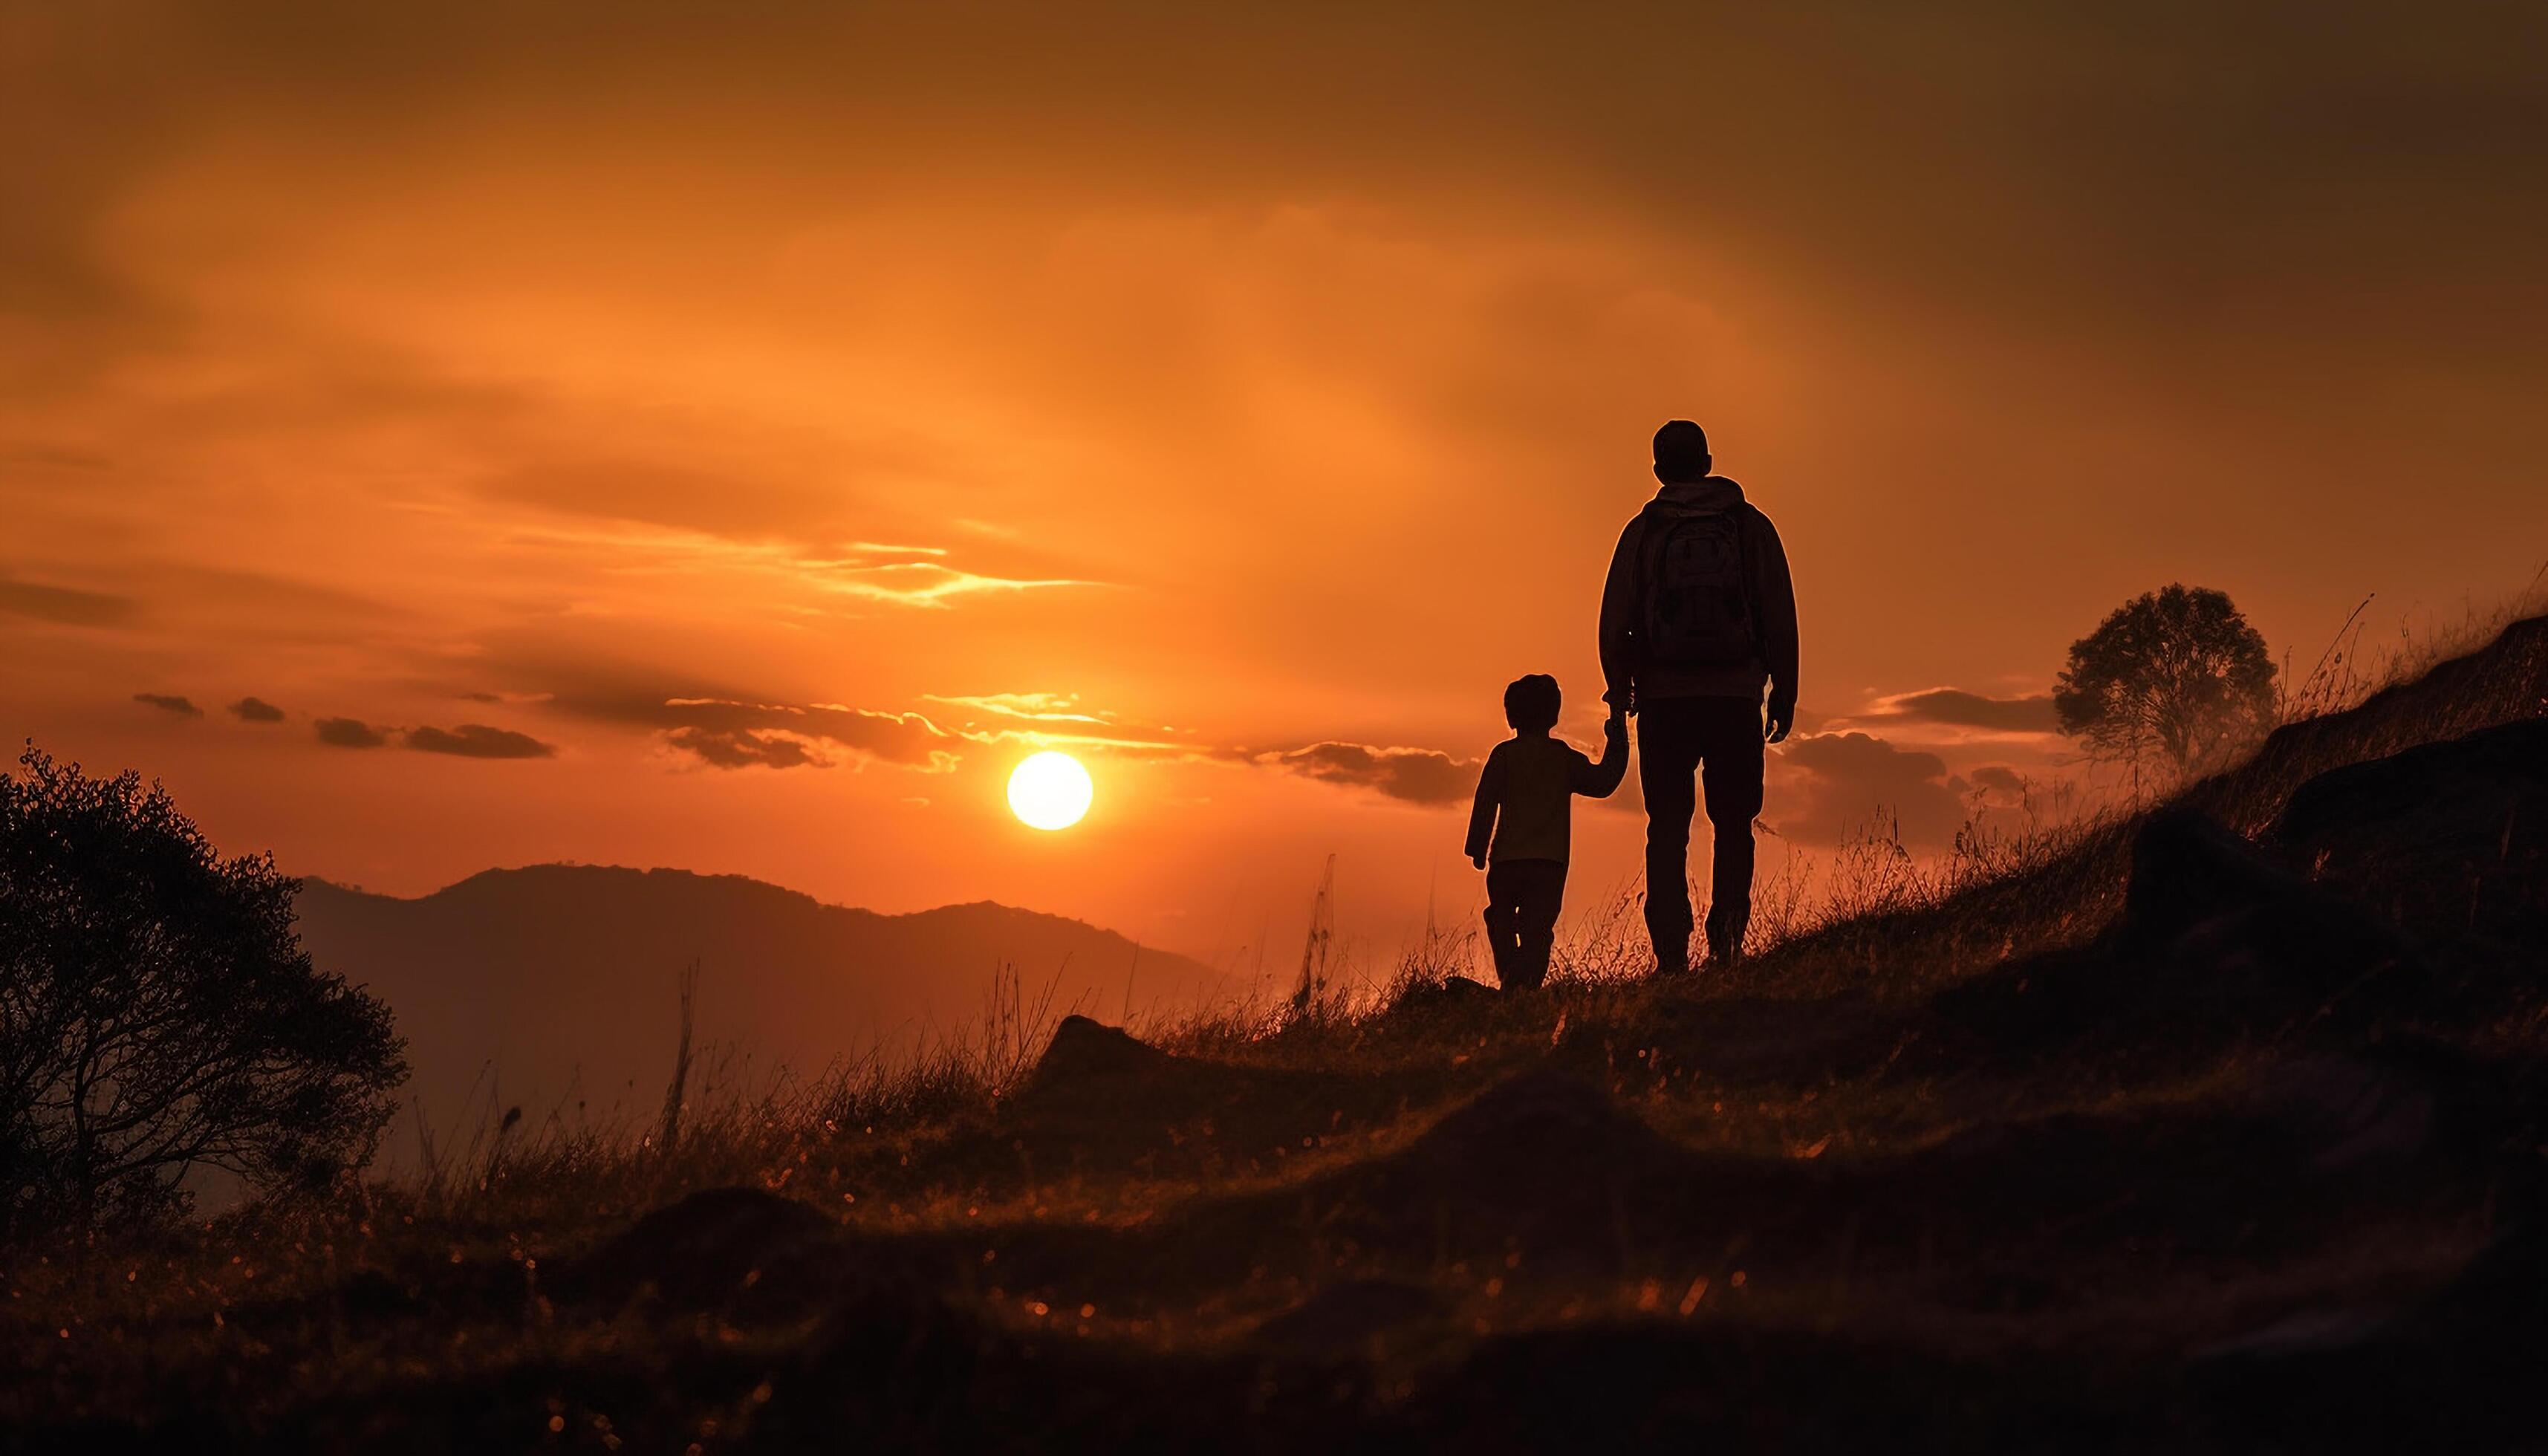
[2053, 585, 2276, 784]
[0, 744, 405, 1232]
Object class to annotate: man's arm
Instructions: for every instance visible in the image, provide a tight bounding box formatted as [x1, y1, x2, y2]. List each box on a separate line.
[1596, 516, 1645, 712]
[1464, 747, 1504, 866]
[1573, 717, 1631, 799]
[1750, 510, 1800, 742]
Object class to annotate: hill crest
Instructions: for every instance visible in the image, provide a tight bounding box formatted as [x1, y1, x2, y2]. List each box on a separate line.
[293, 865, 1239, 1154]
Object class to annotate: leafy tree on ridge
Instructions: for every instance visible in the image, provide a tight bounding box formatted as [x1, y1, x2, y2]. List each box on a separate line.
[2053, 584, 2277, 789]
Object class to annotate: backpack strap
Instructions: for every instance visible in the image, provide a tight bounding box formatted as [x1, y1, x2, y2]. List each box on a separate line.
[1734, 503, 1774, 669]
[1633, 501, 1679, 666]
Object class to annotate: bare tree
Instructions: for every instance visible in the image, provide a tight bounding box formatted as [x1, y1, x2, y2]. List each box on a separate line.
[1, 745, 406, 1230]
[2053, 585, 2277, 790]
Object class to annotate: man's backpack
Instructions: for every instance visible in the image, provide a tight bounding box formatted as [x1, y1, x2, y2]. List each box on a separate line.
[1639, 507, 1758, 670]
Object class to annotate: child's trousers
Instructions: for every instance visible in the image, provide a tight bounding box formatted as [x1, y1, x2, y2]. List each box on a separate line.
[1483, 858, 1567, 991]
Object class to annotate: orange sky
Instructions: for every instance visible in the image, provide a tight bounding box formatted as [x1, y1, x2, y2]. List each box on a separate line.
[5, 2, 2544, 975]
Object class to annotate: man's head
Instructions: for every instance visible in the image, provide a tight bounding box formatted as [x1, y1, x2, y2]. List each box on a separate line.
[1652, 420, 1712, 484]
[1503, 673, 1561, 732]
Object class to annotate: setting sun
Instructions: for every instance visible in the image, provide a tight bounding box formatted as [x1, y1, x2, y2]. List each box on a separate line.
[1007, 751, 1094, 831]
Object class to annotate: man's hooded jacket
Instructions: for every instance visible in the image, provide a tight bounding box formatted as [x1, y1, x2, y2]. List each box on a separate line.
[1597, 476, 1799, 709]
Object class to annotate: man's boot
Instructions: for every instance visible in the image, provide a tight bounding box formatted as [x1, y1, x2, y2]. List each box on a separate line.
[1704, 907, 1749, 968]
[1649, 922, 1691, 978]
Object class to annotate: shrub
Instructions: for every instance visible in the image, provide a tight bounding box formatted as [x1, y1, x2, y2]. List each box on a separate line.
[0, 745, 406, 1232]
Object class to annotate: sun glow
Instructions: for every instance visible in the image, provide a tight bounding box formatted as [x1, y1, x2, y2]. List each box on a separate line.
[1007, 750, 1093, 831]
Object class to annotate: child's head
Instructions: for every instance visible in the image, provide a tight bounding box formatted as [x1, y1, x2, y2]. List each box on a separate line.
[1502, 673, 1561, 732]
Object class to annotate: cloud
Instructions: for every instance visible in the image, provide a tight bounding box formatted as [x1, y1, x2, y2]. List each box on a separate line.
[796, 706, 963, 767]
[1771, 732, 1969, 846]
[572, 671, 1457, 795]
[1969, 764, 2028, 798]
[403, 723, 556, 759]
[6, 576, 133, 626]
[131, 692, 202, 717]
[922, 692, 1114, 724]
[702, 703, 956, 768]
[229, 696, 286, 723]
[664, 726, 826, 770]
[480, 516, 1097, 614]
[138, 564, 397, 627]
[1846, 688, 2059, 735]
[479, 458, 861, 542]
[805, 558, 1099, 608]
[315, 717, 389, 749]
[476, 659, 979, 773]
[606, 697, 961, 770]
[1252, 741, 1477, 806]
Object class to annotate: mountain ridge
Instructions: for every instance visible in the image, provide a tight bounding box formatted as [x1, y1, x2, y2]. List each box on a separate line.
[292, 864, 1240, 1156]
[300, 862, 1167, 935]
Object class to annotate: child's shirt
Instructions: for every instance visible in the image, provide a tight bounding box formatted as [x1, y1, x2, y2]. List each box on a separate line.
[1465, 725, 1628, 865]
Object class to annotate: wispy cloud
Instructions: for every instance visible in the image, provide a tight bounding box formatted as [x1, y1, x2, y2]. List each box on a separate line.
[922, 692, 1116, 724]
[1250, 741, 1478, 806]
[485, 522, 1098, 612]
[841, 542, 949, 557]
[664, 726, 828, 770]
[229, 696, 286, 723]
[518, 665, 1483, 802]
[633, 698, 963, 771]
[557, 680, 1188, 770]
[806, 559, 1099, 608]
[1770, 731, 1971, 845]
[405, 724, 556, 759]
[1830, 686, 2059, 738]
[315, 717, 389, 749]
[132, 692, 202, 717]
[8, 577, 134, 626]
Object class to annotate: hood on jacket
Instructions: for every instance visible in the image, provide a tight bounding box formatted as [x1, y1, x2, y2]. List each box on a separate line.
[1648, 476, 1746, 517]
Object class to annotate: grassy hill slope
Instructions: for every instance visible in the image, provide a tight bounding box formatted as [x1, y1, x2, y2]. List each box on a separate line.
[7, 614, 2546, 1452]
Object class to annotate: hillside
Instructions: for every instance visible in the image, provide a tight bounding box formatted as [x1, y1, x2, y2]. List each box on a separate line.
[7, 614, 2545, 1452]
[294, 868, 1240, 1158]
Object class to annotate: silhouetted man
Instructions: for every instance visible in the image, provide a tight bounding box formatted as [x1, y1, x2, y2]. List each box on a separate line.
[1599, 420, 1798, 973]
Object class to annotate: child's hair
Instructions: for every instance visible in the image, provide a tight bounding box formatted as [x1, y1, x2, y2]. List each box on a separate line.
[1503, 673, 1561, 732]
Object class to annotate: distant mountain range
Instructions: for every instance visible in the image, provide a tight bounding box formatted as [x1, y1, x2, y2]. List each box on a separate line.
[293, 865, 1241, 1160]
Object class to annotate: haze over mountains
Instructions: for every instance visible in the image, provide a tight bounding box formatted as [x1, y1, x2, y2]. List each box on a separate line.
[293, 866, 1241, 1156]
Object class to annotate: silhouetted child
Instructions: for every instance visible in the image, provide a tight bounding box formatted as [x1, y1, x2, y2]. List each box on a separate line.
[1465, 674, 1628, 991]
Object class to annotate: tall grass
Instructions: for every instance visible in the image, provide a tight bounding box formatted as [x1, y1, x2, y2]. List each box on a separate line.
[338, 957, 1081, 1241]
[323, 585, 2548, 1217]
[16, 593, 2543, 1298]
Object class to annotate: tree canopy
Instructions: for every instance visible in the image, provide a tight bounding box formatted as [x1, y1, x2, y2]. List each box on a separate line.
[2053, 585, 2277, 784]
[1, 745, 406, 1231]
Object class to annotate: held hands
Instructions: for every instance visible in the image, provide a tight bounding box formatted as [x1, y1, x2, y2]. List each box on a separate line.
[1764, 695, 1795, 745]
[1604, 708, 1628, 741]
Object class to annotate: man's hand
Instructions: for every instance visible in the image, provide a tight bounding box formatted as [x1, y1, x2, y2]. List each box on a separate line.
[1764, 695, 1795, 745]
[1471, 852, 1489, 871]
